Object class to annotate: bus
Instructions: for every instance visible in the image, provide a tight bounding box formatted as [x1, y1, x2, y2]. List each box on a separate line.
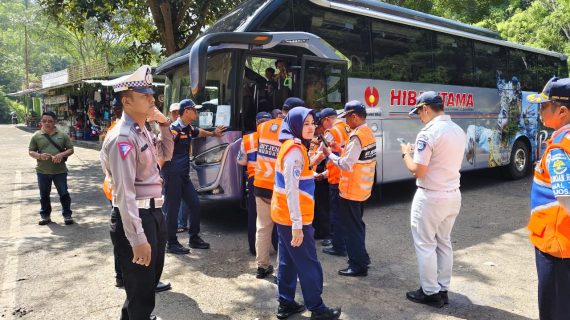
[155, 0, 568, 205]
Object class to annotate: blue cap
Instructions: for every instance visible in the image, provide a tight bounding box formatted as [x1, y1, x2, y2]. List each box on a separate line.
[283, 97, 305, 111]
[409, 91, 443, 116]
[317, 107, 337, 121]
[271, 109, 284, 119]
[527, 77, 570, 104]
[256, 112, 272, 122]
[338, 100, 366, 118]
[179, 99, 202, 114]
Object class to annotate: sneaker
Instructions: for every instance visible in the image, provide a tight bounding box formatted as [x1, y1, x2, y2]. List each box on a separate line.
[189, 235, 210, 249]
[406, 287, 444, 308]
[440, 290, 449, 304]
[276, 300, 306, 319]
[256, 265, 274, 279]
[321, 239, 332, 247]
[38, 217, 52, 225]
[64, 216, 74, 225]
[310, 306, 341, 320]
[166, 243, 190, 254]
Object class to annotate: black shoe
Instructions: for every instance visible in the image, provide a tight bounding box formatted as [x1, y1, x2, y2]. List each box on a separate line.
[440, 290, 449, 304]
[166, 243, 190, 254]
[115, 278, 124, 288]
[38, 217, 52, 225]
[256, 265, 274, 279]
[311, 306, 341, 320]
[321, 239, 332, 247]
[189, 235, 210, 249]
[149, 315, 162, 320]
[276, 300, 306, 319]
[155, 281, 171, 293]
[64, 216, 74, 225]
[338, 267, 367, 277]
[406, 287, 444, 308]
[322, 247, 346, 257]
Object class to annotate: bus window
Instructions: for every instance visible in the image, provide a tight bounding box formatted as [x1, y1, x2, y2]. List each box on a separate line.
[370, 20, 433, 83]
[433, 33, 473, 86]
[474, 41, 507, 88]
[294, 3, 371, 78]
[302, 58, 346, 110]
[508, 49, 536, 91]
[536, 55, 564, 87]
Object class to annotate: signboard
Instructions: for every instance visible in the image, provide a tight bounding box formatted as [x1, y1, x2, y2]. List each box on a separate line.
[42, 69, 69, 88]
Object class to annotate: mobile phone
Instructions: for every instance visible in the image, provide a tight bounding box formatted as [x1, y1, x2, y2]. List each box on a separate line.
[319, 134, 329, 147]
[397, 138, 407, 145]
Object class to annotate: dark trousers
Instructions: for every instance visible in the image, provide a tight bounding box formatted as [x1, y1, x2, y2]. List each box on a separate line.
[247, 177, 277, 254]
[36, 172, 72, 217]
[329, 184, 345, 253]
[176, 199, 200, 237]
[162, 170, 201, 245]
[312, 180, 331, 239]
[339, 197, 369, 271]
[276, 224, 327, 314]
[535, 248, 570, 320]
[110, 208, 167, 320]
[110, 206, 122, 280]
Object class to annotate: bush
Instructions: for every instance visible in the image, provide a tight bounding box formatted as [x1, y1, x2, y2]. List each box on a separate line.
[0, 90, 27, 124]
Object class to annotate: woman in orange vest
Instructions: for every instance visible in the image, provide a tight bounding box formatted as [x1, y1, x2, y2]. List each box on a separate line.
[527, 77, 570, 320]
[271, 106, 341, 320]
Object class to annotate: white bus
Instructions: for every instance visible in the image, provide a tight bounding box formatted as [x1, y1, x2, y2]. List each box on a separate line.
[156, 0, 568, 204]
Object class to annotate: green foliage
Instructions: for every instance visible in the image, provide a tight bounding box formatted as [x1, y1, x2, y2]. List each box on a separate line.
[0, 90, 27, 123]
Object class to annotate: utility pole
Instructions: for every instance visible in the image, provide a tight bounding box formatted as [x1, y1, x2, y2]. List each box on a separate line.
[23, 0, 29, 89]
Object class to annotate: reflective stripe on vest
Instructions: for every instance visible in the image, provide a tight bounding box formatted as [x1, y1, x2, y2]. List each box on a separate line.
[529, 129, 570, 258]
[254, 118, 283, 190]
[243, 132, 258, 179]
[339, 124, 377, 201]
[271, 139, 315, 226]
[326, 121, 351, 185]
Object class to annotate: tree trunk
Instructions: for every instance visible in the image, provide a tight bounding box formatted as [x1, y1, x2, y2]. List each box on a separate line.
[159, 1, 177, 55]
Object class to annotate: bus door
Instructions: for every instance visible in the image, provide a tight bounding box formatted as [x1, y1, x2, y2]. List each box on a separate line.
[300, 56, 348, 110]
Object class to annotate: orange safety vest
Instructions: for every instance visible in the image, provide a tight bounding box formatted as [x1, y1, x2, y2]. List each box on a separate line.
[254, 118, 283, 191]
[326, 120, 351, 185]
[528, 129, 570, 258]
[271, 139, 315, 225]
[339, 124, 377, 202]
[242, 132, 259, 179]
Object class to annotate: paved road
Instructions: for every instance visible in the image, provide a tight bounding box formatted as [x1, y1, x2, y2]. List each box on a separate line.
[0, 124, 537, 319]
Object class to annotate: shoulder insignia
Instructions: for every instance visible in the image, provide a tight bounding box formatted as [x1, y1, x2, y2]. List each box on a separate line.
[293, 167, 301, 179]
[270, 124, 279, 132]
[118, 122, 131, 137]
[117, 141, 134, 160]
[416, 140, 427, 151]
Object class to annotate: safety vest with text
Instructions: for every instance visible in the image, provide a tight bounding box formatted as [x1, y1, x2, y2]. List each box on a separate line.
[339, 124, 377, 202]
[271, 139, 315, 225]
[529, 129, 570, 258]
[242, 132, 259, 179]
[326, 120, 351, 185]
[254, 118, 283, 191]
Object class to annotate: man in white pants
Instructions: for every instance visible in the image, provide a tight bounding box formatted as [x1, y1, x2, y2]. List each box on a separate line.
[400, 91, 466, 308]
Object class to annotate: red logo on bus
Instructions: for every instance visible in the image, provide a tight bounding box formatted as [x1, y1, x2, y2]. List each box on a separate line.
[364, 86, 379, 107]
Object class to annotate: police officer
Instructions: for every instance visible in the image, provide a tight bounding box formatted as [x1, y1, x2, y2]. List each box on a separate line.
[322, 101, 375, 277]
[318, 107, 352, 255]
[237, 111, 273, 255]
[254, 97, 304, 279]
[100, 65, 174, 319]
[271, 106, 341, 320]
[527, 77, 570, 320]
[162, 99, 225, 254]
[401, 91, 465, 308]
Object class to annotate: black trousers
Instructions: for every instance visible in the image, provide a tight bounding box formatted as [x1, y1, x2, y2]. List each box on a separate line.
[110, 207, 167, 320]
[339, 197, 370, 271]
[535, 248, 570, 320]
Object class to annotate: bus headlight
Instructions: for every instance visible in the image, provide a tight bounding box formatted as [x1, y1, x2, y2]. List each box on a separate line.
[193, 144, 228, 165]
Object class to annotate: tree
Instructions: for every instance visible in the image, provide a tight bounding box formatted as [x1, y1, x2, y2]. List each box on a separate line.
[39, 0, 244, 61]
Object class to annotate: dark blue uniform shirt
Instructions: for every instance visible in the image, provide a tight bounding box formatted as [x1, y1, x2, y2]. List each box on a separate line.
[165, 118, 199, 172]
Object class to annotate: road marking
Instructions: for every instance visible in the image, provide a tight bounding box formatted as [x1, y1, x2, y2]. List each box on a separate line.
[0, 171, 22, 318]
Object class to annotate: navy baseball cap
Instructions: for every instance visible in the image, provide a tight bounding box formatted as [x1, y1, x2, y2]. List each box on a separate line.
[256, 112, 272, 122]
[409, 91, 443, 116]
[317, 107, 337, 121]
[527, 77, 570, 104]
[179, 99, 203, 113]
[283, 97, 305, 111]
[338, 100, 366, 118]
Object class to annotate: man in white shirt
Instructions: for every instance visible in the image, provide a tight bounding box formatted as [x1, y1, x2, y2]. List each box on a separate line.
[401, 91, 466, 308]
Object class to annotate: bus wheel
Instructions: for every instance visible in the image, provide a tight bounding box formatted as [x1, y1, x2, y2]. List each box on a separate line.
[503, 140, 530, 180]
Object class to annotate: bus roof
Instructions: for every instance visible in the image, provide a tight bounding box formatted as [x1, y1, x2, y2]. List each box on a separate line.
[156, 0, 566, 74]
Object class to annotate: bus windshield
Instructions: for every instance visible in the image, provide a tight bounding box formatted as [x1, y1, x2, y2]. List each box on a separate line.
[166, 52, 234, 129]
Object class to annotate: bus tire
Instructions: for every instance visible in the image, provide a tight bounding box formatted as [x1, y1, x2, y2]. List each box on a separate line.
[503, 140, 530, 180]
